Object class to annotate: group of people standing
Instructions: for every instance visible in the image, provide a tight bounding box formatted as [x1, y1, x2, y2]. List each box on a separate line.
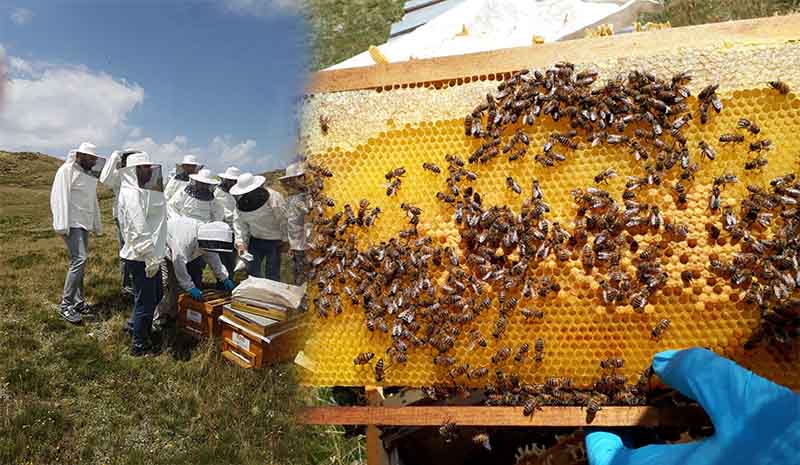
[50, 142, 309, 356]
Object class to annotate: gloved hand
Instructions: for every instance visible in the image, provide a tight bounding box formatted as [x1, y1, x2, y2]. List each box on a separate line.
[222, 278, 236, 291]
[586, 348, 800, 465]
[188, 287, 203, 301]
[145, 257, 161, 278]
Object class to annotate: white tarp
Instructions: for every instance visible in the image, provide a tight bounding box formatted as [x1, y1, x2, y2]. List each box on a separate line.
[327, 0, 658, 70]
[232, 276, 306, 310]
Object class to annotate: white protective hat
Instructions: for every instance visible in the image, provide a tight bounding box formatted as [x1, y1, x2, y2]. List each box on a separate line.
[230, 172, 266, 196]
[279, 162, 306, 180]
[181, 155, 202, 166]
[197, 221, 234, 252]
[189, 168, 220, 185]
[219, 166, 241, 180]
[75, 142, 98, 157]
[125, 152, 152, 167]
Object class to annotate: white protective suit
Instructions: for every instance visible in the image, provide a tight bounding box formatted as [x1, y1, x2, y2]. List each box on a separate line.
[286, 192, 311, 251]
[50, 150, 102, 235]
[214, 188, 237, 226]
[233, 188, 288, 246]
[163, 177, 188, 202]
[99, 150, 123, 219]
[117, 155, 167, 267]
[167, 187, 225, 222]
[166, 217, 228, 291]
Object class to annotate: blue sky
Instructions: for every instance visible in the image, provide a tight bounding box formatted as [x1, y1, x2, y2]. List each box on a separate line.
[0, 0, 309, 173]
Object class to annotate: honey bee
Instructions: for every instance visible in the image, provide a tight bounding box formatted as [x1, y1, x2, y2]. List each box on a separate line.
[582, 244, 594, 268]
[374, 358, 385, 381]
[353, 352, 374, 365]
[681, 270, 694, 284]
[585, 397, 602, 424]
[464, 115, 473, 136]
[319, 115, 331, 134]
[472, 432, 492, 451]
[365, 207, 381, 226]
[514, 343, 530, 362]
[709, 185, 721, 212]
[492, 316, 508, 339]
[422, 162, 441, 174]
[446, 154, 465, 167]
[651, 318, 671, 340]
[768, 80, 790, 95]
[745, 156, 768, 171]
[738, 118, 761, 135]
[469, 367, 489, 379]
[672, 113, 692, 129]
[521, 308, 544, 320]
[439, 419, 458, 442]
[385, 167, 406, 180]
[433, 355, 455, 366]
[491, 347, 512, 363]
[719, 134, 744, 143]
[594, 168, 617, 184]
[698, 140, 716, 160]
[506, 176, 521, 194]
[600, 358, 624, 370]
[386, 178, 401, 196]
[523, 398, 543, 417]
[630, 288, 650, 312]
[649, 205, 662, 229]
[749, 139, 772, 152]
[436, 191, 455, 203]
[534, 338, 544, 363]
[400, 203, 422, 216]
[448, 363, 469, 379]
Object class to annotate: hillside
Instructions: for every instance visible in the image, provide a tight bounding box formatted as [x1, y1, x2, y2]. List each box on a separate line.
[0, 150, 325, 465]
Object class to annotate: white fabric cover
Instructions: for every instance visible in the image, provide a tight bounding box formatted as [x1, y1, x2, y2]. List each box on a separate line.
[233, 187, 288, 245]
[117, 153, 167, 263]
[286, 192, 310, 251]
[50, 150, 102, 235]
[232, 276, 305, 310]
[167, 187, 225, 222]
[197, 220, 234, 244]
[165, 217, 228, 291]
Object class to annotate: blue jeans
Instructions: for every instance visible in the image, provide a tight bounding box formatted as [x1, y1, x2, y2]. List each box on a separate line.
[125, 259, 162, 348]
[61, 228, 89, 312]
[186, 256, 205, 288]
[248, 238, 281, 281]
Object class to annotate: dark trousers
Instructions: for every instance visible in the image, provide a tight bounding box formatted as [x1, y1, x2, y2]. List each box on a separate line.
[114, 218, 133, 290]
[125, 259, 162, 348]
[219, 251, 237, 280]
[292, 251, 306, 285]
[186, 256, 205, 288]
[248, 237, 281, 281]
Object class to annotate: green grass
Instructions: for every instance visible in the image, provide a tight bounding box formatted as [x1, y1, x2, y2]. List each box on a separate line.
[640, 0, 800, 25]
[0, 150, 360, 465]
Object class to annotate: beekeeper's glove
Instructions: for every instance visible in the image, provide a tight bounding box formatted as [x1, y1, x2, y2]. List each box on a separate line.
[222, 279, 236, 291]
[188, 287, 203, 301]
[144, 256, 161, 278]
[586, 348, 800, 465]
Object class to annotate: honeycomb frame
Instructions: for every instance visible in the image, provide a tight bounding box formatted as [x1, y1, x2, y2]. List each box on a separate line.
[300, 17, 800, 389]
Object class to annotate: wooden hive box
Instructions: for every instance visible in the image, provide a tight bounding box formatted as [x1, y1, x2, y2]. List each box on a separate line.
[219, 312, 307, 369]
[177, 290, 231, 338]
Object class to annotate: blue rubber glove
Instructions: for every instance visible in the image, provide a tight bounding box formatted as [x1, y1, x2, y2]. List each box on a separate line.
[586, 348, 800, 465]
[188, 287, 203, 301]
[222, 278, 236, 291]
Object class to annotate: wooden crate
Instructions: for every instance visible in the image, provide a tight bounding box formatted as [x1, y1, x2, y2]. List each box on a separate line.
[219, 315, 304, 369]
[176, 290, 231, 338]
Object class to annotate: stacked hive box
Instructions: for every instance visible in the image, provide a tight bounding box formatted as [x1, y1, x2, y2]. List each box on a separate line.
[300, 17, 800, 389]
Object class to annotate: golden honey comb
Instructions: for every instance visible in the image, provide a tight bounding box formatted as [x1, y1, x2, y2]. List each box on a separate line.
[303, 38, 800, 389]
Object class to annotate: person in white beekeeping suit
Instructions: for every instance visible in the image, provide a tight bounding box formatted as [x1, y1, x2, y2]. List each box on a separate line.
[215, 166, 241, 278]
[231, 172, 288, 281]
[117, 151, 168, 356]
[279, 162, 310, 285]
[167, 168, 224, 287]
[163, 155, 202, 201]
[99, 149, 139, 295]
[152, 219, 236, 328]
[50, 142, 105, 324]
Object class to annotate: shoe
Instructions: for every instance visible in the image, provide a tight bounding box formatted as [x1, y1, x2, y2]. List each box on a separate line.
[122, 287, 134, 296]
[58, 306, 82, 324]
[76, 303, 96, 315]
[130, 343, 155, 357]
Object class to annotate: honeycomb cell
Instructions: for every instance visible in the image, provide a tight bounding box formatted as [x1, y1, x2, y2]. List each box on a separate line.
[302, 78, 800, 390]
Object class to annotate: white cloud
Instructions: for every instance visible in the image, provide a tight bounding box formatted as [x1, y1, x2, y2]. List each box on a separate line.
[220, 0, 302, 17]
[123, 133, 286, 174]
[10, 8, 34, 25]
[0, 56, 144, 152]
[0, 46, 6, 110]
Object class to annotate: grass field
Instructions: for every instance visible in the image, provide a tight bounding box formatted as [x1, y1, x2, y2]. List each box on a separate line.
[0, 150, 361, 465]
